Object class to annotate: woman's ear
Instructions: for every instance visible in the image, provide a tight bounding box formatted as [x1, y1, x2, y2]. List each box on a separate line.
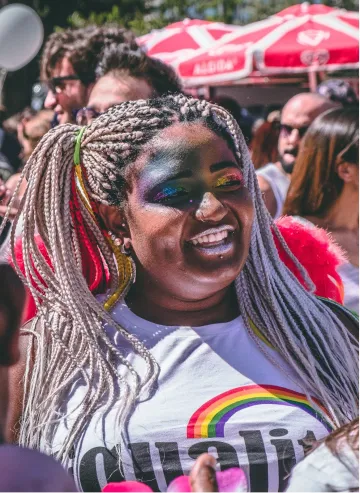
[337, 161, 358, 184]
[97, 203, 130, 242]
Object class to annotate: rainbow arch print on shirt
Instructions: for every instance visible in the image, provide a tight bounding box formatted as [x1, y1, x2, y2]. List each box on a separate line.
[187, 384, 333, 439]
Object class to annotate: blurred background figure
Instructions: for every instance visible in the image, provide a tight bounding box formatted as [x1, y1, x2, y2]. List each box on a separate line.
[256, 93, 339, 218]
[41, 25, 138, 125]
[0, 109, 53, 259]
[77, 44, 182, 124]
[0, 110, 53, 220]
[317, 79, 359, 108]
[211, 95, 255, 147]
[0, 106, 22, 182]
[17, 109, 54, 164]
[2, 107, 35, 138]
[250, 118, 280, 170]
[283, 107, 359, 313]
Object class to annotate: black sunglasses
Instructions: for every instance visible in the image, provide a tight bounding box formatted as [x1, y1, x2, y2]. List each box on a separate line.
[76, 107, 102, 125]
[46, 75, 82, 94]
[280, 123, 310, 139]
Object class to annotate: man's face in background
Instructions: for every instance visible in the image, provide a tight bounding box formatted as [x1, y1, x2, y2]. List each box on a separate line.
[277, 93, 340, 175]
[44, 57, 93, 124]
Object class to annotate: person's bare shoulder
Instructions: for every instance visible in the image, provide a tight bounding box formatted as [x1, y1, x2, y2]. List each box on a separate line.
[257, 173, 271, 192]
[257, 175, 277, 217]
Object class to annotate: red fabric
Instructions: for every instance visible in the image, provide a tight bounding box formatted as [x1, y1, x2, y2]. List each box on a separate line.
[69, 175, 108, 293]
[137, 19, 237, 65]
[13, 215, 345, 323]
[13, 235, 52, 322]
[103, 482, 153, 492]
[176, 6, 358, 86]
[260, 20, 359, 73]
[274, 216, 345, 304]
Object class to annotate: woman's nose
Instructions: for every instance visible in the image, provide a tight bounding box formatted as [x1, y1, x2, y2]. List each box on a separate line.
[195, 192, 227, 223]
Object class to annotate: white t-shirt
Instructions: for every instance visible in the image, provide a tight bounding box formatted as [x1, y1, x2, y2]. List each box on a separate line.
[50, 301, 332, 492]
[256, 164, 291, 219]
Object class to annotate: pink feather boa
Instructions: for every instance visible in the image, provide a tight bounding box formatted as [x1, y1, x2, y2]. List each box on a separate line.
[273, 216, 345, 304]
[13, 215, 345, 322]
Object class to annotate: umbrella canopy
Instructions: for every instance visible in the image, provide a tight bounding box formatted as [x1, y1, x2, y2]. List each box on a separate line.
[254, 4, 359, 74]
[137, 18, 240, 65]
[175, 4, 359, 87]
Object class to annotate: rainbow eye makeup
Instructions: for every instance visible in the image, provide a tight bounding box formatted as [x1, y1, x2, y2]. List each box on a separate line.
[215, 173, 245, 188]
[153, 186, 188, 203]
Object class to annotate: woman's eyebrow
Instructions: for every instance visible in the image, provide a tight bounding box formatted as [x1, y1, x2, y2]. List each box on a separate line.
[142, 161, 239, 190]
[142, 168, 192, 188]
[166, 169, 193, 181]
[210, 161, 239, 173]
[152, 162, 238, 185]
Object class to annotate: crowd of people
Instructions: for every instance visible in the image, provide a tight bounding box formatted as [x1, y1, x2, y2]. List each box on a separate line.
[0, 21, 358, 493]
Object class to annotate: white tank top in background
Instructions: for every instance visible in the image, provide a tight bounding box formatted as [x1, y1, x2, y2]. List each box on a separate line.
[337, 262, 359, 314]
[50, 300, 331, 492]
[291, 216, 359, 314]
[256, 164, 290, 219]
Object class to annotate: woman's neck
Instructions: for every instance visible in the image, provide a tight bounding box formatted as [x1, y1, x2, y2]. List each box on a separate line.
[125, 279, 239, 327]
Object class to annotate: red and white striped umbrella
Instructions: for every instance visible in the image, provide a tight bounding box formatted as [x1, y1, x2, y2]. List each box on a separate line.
[175, 4, 359, 87]
[137, 18, 240, 65]
[254, 4, 359, 74]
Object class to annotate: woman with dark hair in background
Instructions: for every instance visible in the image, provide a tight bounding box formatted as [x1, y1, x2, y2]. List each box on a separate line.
[283, 107, 359, 313]
[250, 120, 280, 170]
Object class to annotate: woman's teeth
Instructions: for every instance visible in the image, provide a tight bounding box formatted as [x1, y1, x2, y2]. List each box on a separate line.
[190, 230, 229, 246]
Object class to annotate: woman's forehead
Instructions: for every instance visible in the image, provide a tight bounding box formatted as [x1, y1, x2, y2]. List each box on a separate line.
[149, 121, 232, 154]
[129, 122, 238, 182]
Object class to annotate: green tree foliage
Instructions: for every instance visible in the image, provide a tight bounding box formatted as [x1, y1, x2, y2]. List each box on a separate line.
[1, 0, 155, 34]
[1, 0, 358, 34]
[66, 5, 168, 36]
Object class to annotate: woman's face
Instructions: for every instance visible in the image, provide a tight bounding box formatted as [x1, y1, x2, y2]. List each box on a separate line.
[122, 122, 254, 300]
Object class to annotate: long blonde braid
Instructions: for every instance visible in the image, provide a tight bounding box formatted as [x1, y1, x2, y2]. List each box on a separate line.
[1, 95, 357, 464]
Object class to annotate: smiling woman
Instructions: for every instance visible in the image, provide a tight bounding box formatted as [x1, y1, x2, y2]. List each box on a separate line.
[2, 95, 358, 492]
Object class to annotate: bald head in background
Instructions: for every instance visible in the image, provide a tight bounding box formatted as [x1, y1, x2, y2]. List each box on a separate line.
[278, 92, 340, 174]
[257, 92, 340, 218]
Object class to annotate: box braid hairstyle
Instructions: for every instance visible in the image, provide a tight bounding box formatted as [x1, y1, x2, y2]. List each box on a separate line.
[2, 94, 357, 464]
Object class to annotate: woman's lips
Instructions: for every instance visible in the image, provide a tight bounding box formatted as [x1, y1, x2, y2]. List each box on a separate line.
[187, 231, 235, 256]
[189, 225, 235, 244]
[190, 228, 230, 246]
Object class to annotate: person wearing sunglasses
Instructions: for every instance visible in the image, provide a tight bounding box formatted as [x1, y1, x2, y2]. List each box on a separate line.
[76, 45, 182, 126]
[257, 93, 339, 218]
[41, 25, 138, 125]
[283, 107, 359, 313]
